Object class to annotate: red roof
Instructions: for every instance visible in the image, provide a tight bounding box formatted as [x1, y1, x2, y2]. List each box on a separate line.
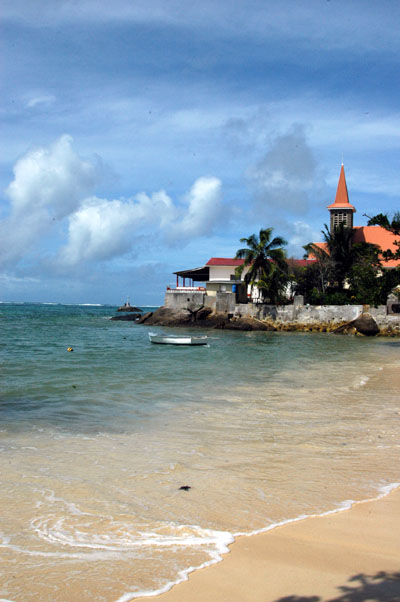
[206, 257, 316, 268]
[327, 164, 356, 212]
[287, 258, 317, 267]
[206, 257, 244, 266]
[353, 226, 400, 267]
[309, 227, 400, 267]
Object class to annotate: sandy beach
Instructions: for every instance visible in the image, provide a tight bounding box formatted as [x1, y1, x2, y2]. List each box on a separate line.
[137, 487, 400, 602]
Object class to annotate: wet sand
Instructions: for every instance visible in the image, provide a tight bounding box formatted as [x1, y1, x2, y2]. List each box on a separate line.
[136, 487, 400, 601]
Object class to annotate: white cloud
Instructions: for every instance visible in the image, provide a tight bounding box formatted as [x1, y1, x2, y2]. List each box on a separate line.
[168, 176, 224, 241]
[58, 191, 176, 265]
[26, 94, 56, 109]
[0, 136, 227, 271]
[6, 135, 100, 217]
[59, 176, 225, 266]
[0, 136, 102, 268]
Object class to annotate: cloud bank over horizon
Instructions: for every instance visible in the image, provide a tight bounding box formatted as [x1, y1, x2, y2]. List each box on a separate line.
[0, 136, 228, 276]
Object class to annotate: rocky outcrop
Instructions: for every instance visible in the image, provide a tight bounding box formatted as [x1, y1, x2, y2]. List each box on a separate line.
[117, 303, 142, 312]
[137, 307, 276, 331]
[137, 311, 153, 324]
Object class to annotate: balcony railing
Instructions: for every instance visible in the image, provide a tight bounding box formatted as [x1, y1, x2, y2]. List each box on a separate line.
[166, 286, 206, 292]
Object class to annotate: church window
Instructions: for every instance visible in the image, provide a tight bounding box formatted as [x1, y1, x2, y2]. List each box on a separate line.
[333, 212, 349, 227]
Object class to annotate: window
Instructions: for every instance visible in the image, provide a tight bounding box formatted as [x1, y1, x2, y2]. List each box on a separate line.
[332, 212, 350, 227]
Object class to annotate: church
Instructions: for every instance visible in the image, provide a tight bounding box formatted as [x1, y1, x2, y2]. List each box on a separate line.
[313, 164, 399, 268]
[168, 165, 399, 300]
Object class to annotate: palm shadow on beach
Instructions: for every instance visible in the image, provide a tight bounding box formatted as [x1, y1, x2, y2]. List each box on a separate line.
[274, 570, 400, 602]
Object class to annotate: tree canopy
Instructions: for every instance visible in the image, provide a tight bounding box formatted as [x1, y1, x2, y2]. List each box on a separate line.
[235, 228, 288, 302]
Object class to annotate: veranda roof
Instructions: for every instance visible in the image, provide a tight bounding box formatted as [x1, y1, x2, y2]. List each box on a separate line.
[173, 265, 210, 281]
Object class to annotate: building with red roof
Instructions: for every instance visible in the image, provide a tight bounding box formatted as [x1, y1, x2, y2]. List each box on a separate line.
[310, 164, 399, 268]
[167, 164, 398, 304]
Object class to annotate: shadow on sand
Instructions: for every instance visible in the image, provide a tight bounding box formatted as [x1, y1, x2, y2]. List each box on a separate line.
[274, 571, 400, 602]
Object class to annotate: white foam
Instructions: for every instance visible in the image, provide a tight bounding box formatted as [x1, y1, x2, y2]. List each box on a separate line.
[235, 481, 400, 538]
[114, 551, 231, 601]
[353, 375, 369, 388]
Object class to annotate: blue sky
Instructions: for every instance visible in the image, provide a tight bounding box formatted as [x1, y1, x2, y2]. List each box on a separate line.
[1, 0, 399, 304]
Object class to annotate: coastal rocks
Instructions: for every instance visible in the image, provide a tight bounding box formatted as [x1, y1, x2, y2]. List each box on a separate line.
[110, 313, 142, 321]
[138, 307, 276, 331]
[111, 300, 143, 321]
[353, 313, 380, 336]
[117, 304, 142, 312]
[137, 311, 153, 324]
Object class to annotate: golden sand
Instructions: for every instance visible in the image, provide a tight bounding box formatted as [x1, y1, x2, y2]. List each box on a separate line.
[137, 487, 400, 602]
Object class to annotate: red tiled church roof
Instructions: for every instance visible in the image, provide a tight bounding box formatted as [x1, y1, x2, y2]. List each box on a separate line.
[353, 226, 399, 267]
[310, 230, 399, 267]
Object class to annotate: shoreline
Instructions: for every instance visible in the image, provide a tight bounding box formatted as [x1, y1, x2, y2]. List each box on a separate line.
[132, 484, 400, 602]
[137, 306, 400, 336]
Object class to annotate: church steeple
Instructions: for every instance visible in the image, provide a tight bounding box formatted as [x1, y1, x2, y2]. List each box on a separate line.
[327, 164, 356, 232]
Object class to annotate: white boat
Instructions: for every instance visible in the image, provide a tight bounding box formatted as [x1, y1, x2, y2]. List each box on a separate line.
[148, 332, 208, 346]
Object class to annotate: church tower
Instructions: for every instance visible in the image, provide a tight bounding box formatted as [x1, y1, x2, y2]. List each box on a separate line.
[327, 164, 356, 232]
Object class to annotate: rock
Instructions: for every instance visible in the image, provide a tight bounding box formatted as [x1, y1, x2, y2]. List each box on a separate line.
[110, 313, 141, 321]
[137, 311, 153, 324]
[117, 305, 142, 312]
[196, 307, 213, 321]
[353, 313, 380, 336]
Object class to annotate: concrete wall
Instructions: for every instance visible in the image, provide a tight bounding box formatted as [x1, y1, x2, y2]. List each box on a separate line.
[234, 303, 364, 324]
[163, 291, 399, 329]
[215, 292, 236, 314]
[164, 291, 205, 309]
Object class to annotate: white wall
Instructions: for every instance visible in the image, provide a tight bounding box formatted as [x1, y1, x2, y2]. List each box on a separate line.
[208, 265, 237, 281]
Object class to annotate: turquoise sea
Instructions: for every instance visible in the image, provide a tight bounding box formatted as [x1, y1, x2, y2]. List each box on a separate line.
[1, 303, 399, 601]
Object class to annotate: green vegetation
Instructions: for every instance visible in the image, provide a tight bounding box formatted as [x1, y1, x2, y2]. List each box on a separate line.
[234, 216, 400, 306]
[298, 218, 400, 306]
[235, 228, 289, 303]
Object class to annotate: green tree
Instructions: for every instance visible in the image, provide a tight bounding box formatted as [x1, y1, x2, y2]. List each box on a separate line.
[257, 264, 290, 304]
[321, 223, 356, 289]
[302, 241, 332, 294]
[305, 223, 381, 292]
[235, 228, 288, 301]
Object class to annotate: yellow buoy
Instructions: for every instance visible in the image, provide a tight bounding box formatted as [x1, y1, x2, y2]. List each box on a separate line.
[67, 347, 73, 352]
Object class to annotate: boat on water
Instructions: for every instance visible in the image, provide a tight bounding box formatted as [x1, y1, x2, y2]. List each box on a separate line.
[148, 332, 208, 346]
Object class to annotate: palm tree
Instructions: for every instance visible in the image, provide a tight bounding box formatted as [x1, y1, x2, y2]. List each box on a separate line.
[257, 264, 290, 303]
[235, 228, 288, 301]
[306, 223, 381, 291]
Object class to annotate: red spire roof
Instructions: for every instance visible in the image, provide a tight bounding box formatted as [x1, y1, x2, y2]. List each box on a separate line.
[327, 164, 356, 212]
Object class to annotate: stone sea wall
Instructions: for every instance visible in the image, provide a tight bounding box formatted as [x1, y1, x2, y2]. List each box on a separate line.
[139, 293, 400, 336]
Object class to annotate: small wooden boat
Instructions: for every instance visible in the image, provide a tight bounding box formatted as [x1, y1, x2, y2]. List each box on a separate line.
[148, 332, 208, 346]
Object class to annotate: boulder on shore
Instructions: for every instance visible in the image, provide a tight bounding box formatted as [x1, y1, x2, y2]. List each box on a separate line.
[353, 312, 380, 336]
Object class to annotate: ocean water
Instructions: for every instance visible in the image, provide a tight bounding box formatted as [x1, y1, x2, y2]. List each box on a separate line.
[0, 303, 399, 601]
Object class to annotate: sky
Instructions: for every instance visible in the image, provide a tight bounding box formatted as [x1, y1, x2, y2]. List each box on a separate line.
[1, 0, 399, 304]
